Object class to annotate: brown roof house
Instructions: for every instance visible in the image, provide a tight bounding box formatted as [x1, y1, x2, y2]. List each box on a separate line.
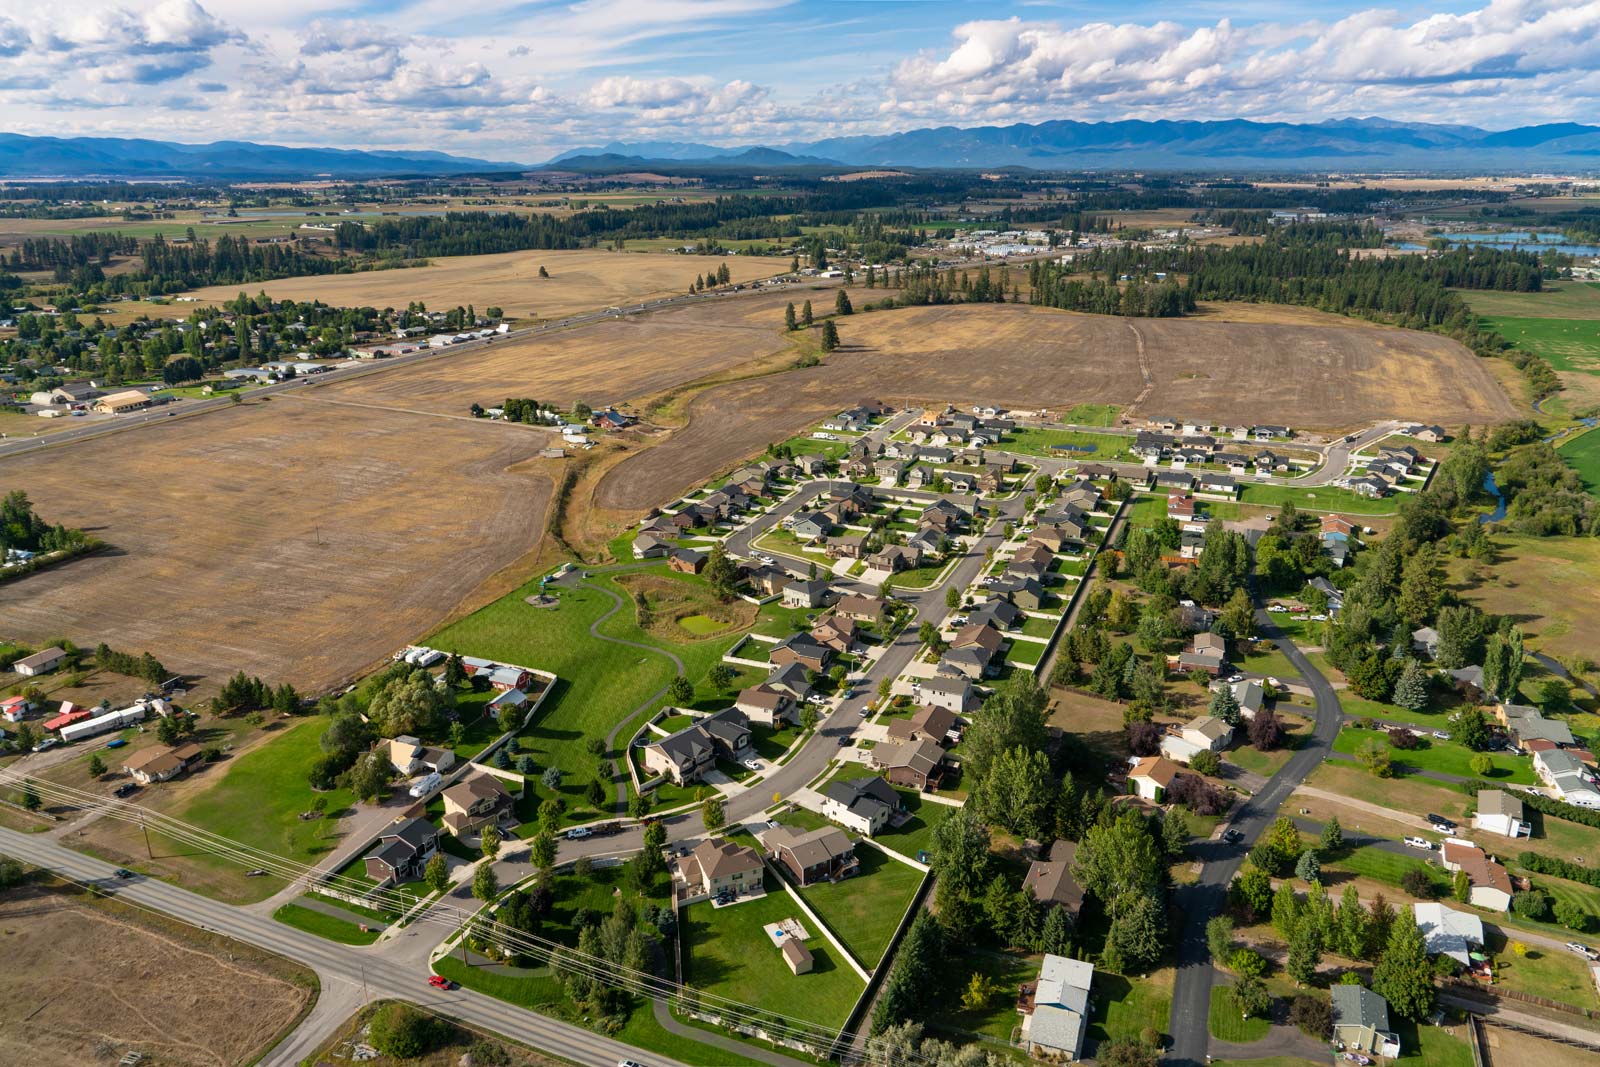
[1024, 840, 1084, 913]
[763, 824, 859, 886]
[770, 632, 832, 673]
[363, 816, 439, 886]
[873, 737, 946, 790]
[1440, 841, 1514, 912]
[1128, 755, 1180, 803]
[734, 684, 797, 727]
[441, 773, 514, 837]
[885, 704, 959, 745]
[811, 615, 859, 654]
[123, 742, 205, 785]
[680, 837, 764, 902]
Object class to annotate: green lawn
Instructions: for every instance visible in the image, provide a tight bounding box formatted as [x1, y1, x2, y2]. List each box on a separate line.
[176, 719, 356, 870]
[998, 427, 1134, 461]
[930, 946, 1037, 1041]
[1558, 427, 1600, 498]
[1086, 969, 1174, 1046]
[1465, 281, 1600, 320]
[795, 846, 924, 970]
[885, 562, 949, 591]
[1059, 403, 1122, 427]
[1004, 640, 1046, 668]
[1020, 614, 1061, 639]
[1208, 985, 1271, 1043]
[1239, 482, 1398, 515]
[1393, 1019, 1473, 1067]
[1336, 692, 1462, 729]
[1332, 727, 1536, 784]
[1327, 843, 1450, 896]
[751, 722, 804, 761]
[876, 790, 958, 860]
[1483, 926, 1599, 1008]
[272, 901, 381, 945]
[426, 572, 746, 827]
[681, 873, 865, 1030]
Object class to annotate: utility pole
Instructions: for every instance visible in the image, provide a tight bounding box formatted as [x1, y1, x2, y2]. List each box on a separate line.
[140, 812, 153, 859]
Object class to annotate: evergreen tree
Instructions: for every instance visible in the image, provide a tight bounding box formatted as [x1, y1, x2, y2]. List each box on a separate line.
[1372, 920, 1436, 1019]
[784, 302, 797, 331]
[801, 300, 813, 326]
[1287, 922, 1323, 986]
[1392, 659, 1430, 712]
[1319, 815, 1343, 853]
[820, 319, 840, 353]
[835, 289, 853, 316]
[1296, 848, 1322, 885]
[1209, 684, 1241, 727]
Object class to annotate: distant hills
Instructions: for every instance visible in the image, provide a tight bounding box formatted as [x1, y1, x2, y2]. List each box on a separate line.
[550, 118, 1600, 171]
[7, 118, 1600, 180]
[0, 134, 525, 180]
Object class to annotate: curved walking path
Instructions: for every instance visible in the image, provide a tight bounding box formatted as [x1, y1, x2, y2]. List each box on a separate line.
[581, 579, 689, 810]
[1166, 605, 1345, 1067]
[650, 998, 814, 1067]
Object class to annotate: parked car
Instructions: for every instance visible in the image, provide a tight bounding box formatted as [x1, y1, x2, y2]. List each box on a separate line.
[1266, 604, 1288, 613]
[1432, 730, 1450, 741]
[1404, 836, 1433, 850]
[756, 554, 776, 566]
[1222, 828, 1244, 844]
[1266, 677, 1283, 689]
[32, 738, 58, 753]
[1227, 673, 1244, 684]
[1310, 613, 1329, 621]
[114, 783, 139, 798]
[565, 827, 593, 841]
[1565, 942, 1599, 960]
[113, 867, 134, 879]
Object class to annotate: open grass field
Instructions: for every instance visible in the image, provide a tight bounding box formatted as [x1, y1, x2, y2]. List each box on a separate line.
[594, 301, 1515, 512]
[1558, 426, 1600, 496]
[1332, 726, 1536, 783]
[316, 292, 798, 417]
[1451, 533, 1600, 661]
[1484, 316, 1600, 374]
[272, 901, 382, 945]
[0, 879, 314, 1067]
[1465, 282, 1600, 320]
[795, 846, 924, 970]
[183, 248, 786, 320]
[681, 874, 865, 1030]
[0, 398, 554, 688]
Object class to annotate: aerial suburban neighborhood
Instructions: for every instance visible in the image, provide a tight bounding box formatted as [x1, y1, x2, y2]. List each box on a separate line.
[3, 8, 1600, 1067]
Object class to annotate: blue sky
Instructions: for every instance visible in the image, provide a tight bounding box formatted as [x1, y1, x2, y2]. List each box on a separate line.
[0, 0, 1596, 161]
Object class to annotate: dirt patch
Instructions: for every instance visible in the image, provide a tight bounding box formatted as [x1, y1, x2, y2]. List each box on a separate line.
[0, 881, 313, 1067]
[316, 291, 798, 416]
[0, 399, 554, 689]
[1480, 1021, 1600, 1067]
[594, 302, 1516, 512]
[614, 572, 755, 641]
[182, 247, 785, 321]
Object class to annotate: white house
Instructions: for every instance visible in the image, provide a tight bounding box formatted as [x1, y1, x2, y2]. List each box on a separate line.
[1413, 902, 1484, 968]
[1020, 955, 1094, 1060]
[1127, 755, 1180, 803]
[1472, 789, 1529, 839]
[1160, 715, 1233, 764]
[1440, 841, 1514, 912]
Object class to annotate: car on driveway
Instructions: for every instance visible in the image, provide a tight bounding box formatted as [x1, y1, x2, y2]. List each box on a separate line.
[756, 554, 776, 566]
[1403, 836, 1433, 850]
[1227, 673, 1244, 683]
[31, 738, 58, 753]
[1566, 942, 1599, 960]
[1266, 604, 1288, 613]
[742, 758, 761, 771]
[427, 975, 457, 990]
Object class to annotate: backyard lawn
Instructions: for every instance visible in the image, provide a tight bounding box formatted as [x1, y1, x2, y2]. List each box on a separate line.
[681, 874, 865, 1030]
[1325, 843, 1450, 896]
[1239, 482, 1399, 515]
[795, 846, 924, 970]
[1086, 968, 1174, 1047]
[1207, 985, 1270, 1043]
[1483, 926, 1599, 1009]
[875, 790, 958, 860]
[927, 946, 1037, 1041]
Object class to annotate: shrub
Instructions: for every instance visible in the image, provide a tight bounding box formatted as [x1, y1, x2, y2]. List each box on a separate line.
[1512, 891, 1551, 921]
[1288, 993, 1331, 1038]
[367, 1003, 442, 1058]
[1387, 727, 1420, 750]
[1400, 869, 1437, 899]
[1189, 750, 1222, 776]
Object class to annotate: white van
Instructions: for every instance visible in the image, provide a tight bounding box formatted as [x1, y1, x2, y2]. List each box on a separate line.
[408, 772, 442, 799]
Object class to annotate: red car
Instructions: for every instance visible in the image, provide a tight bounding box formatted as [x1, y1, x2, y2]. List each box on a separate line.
[427, 975, 456, 990]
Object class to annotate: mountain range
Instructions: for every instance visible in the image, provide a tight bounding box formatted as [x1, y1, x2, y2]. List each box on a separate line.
[0, 134, 522, 179]
[5, 118, 1600, 180]
[550, 118, 1600, 171]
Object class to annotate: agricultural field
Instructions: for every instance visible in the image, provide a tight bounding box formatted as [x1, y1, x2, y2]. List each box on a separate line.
[0, 879, 314, 1067]
[1465, 282, 1600, 320]
[593, 301, 1516, 512]
[183, 248, 786, 321]
[1451, 532, 1600, 661]
[316, 292, 797, 416]
[1484, 316, 1600, 374]
[0, 398, 554, 688]
[1557, 426, 1600, 496]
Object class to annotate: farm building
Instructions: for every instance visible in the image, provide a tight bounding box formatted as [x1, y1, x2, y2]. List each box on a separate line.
[13, 646, 67, 676]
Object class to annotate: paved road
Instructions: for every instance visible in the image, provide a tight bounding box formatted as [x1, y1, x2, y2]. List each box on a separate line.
[1165, 607, 1344, 1067]
[0, 826, 691, 1067]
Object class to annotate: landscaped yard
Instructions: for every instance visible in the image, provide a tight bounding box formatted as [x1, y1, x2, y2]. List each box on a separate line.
[681, 873, 865, 1030]
[1086, 968, 1174, 1047]
[795, 846, 924, 970]
[999, 428, 1135, 461]
[928, 946, 1037, 1042]
[1004, 640, 1045, 667]
[1325, 843, 1450, 896]
[876, 790, 958, 860]
[1207, 984, 1270, 1043]
[272, 901, 380, 945]
[1239, 482, 1400, 515]
[1483, 926, 1599, 1009]
[1332, 727, 1536, 784]
[1020, 614, 1062, 639]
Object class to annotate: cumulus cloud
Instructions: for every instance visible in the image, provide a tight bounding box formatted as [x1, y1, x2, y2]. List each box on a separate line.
[584, 75, 766, 114]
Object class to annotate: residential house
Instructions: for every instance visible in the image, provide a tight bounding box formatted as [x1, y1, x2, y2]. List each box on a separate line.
[873, 737, 946, 790]
[1149, 470, 1196, 494]
[1023, 840, 1084, 913]
[633, 534, 670, 560]
[1411, 627, 1440, 659]
[789, 513, 831, 541]
[735, 684, 797, 727]
[1321, 515, 1359, 538]
[1534, 748, 1600, 808]
[885, 704, 959, 746]
[440, 774, 513, 837]
[820, 776, 900, 835]
[1331, 986, 1401, 1058]
[122, 742, 205, 785]
[782, 579, 831, 609]
[665, 548, 706, 574]
[835, 594, 886, 624]
[1414, 425, 1447, 443]
[765, 824, 858, 885]
[938, 646, 991, 681]
[968, 598, 1023, 632]
[771, 632, 832, 672]
[742, 563, 791, 598]
[386, 735, 458, 777]
[1440, 840, 1514, 911]
[1473, 789, 1530, 839]
[1167, 494, 1198, 522]
[643, 708, 752, 785]
[793, 454, 829, 477]
[811, 615, 858, 654]
[826, 534, 867, 560]
[919, 499, 966, 533]
[917, 675, 977, 713]
[1308, 577, 1344, 612]
[1501, 703, 1578, 747]
[1177, 600, 1217, 634]
[1176, 632, 1228, 676]
[1160, 715, 1233, 764]
[1128, 755, 1180, 802]
[990, 575, 1047, 611]
[680, 837, 763, 899]
[1020, 955, 1094, 1061]
[1032, 519, 1088, 551]
[1347, 475, 1389, 499]
[363, 817, 440, 886]
[764, 662, 814, 703]
[1413, 902, 1485, 969]
[13, 646, 66, 677]
[868, 545, 921, 573]
[951, 622, 1005, 668]
[0, 696, 33, 723]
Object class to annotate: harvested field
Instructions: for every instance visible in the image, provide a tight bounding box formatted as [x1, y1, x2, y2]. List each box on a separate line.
[1453, 532, 1600, 661]
[595, 302, 1516, 511]
[182, 248, 785, 320]
[316, 293, 799, 416]
[0, 881, 313, 1067]
[0, 399, 553, 688]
